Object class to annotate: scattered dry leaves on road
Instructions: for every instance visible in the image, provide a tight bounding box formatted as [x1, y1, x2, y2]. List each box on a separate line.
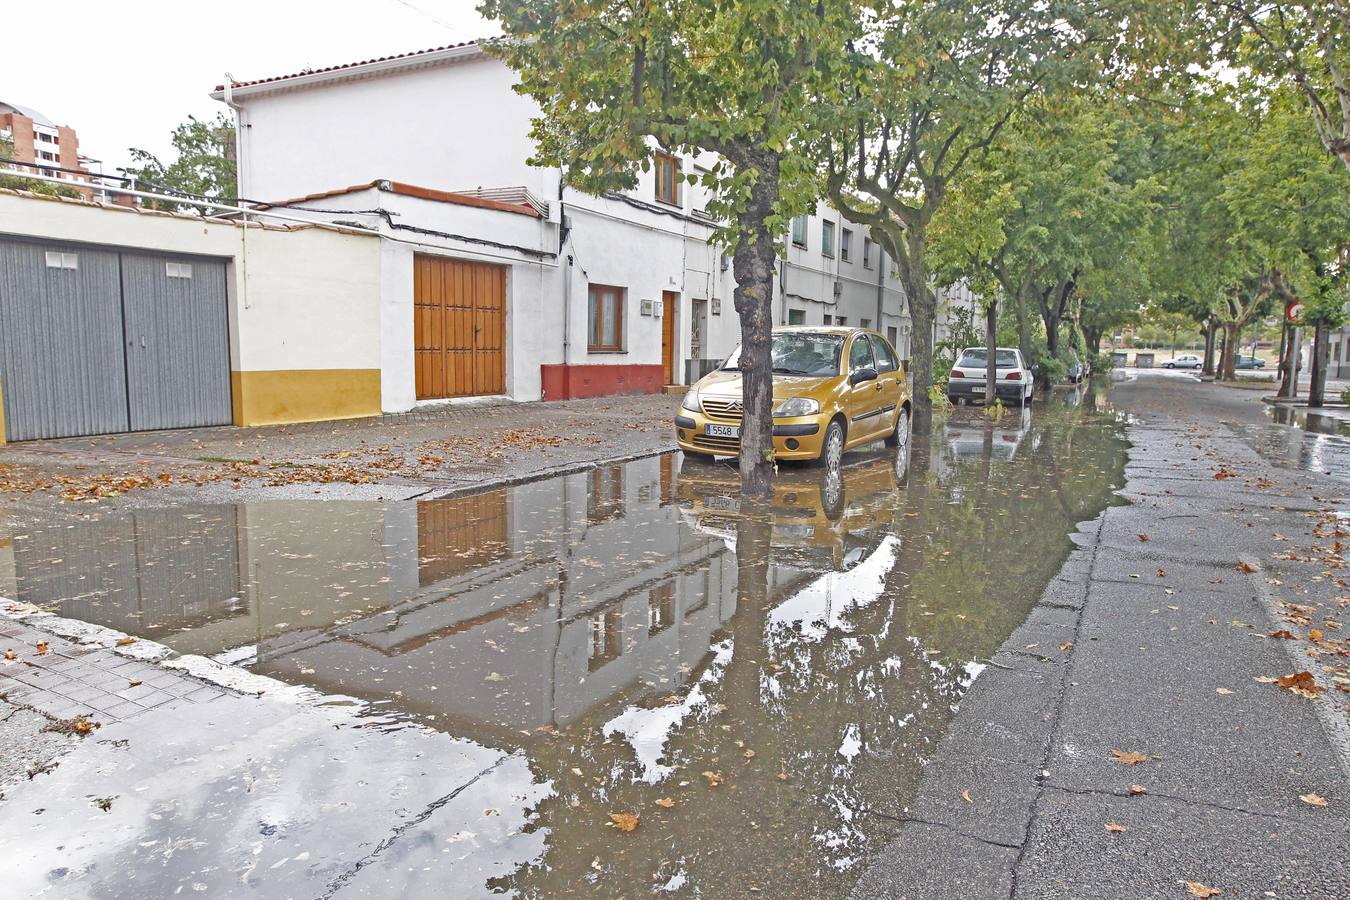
[608, 813, 639, 832]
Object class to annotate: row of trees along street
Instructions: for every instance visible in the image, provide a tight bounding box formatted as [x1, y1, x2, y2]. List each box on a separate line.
[480, 0, 1349, 496]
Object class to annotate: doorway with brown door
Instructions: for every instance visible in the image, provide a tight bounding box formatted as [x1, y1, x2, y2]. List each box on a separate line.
[413, 254, 506, 399]
[661, 290, 679, 386]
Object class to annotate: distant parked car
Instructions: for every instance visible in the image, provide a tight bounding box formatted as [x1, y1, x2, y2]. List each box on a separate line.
[1065, 351, 1086, 383]
[1235, 355, 1267, 370]
[948, 347, 1034, 406]
[1162, 354, 1202, 370]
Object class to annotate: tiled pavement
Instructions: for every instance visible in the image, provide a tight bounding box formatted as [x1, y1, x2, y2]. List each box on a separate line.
[0, 619, 224, 725]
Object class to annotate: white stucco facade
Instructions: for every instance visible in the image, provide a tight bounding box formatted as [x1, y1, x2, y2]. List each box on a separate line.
[212, 42, 915, 409]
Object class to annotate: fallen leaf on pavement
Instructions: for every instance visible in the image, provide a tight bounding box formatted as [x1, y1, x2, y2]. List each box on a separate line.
[1216, 688, 1233, 695]
[1060, 641, 1073, 651]
[1268, 630, 1295, 639]
[1129, 784, 1148, 796]
[1254, 676, 1279, 683]
[961, 789, 972, 804]
[655, 798, 675, 808]
[1237, 562, 1259, 574]
[1299, 792, 1327, 807]
[609, 813, 638, 832]
[1309, 628, 1323, 641]
[1139, 533, 1150, 542]
[1111, 750, 1149, 765]
[1276, 671, 1322, 698]
[1105, 822, 1127, 833]
[1185, 882, 1223, 898]
[1157, 569, 1167, 578]
[702, 771, 722, 788]
[3, 648, 15, 661]
[36, 641, 49, 655]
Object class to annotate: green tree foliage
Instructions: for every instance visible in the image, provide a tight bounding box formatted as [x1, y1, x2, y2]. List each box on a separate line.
[121, 113, 237, 211]
[929, 97, 1161, 387]
[1211, 2, 1350, 174]
[482, 0, 860, 495]
[818, 0, 1194, 431]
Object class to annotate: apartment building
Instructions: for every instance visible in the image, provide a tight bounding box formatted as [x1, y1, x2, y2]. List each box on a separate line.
[0, 100, 93, 196]
[210, 40, 914, 410]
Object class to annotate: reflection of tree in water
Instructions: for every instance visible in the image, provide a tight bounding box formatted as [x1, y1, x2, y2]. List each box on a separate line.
[496, 402, 1127, 898]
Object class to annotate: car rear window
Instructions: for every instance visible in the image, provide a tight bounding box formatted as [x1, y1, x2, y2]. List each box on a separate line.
[958, 349, 1019, 368]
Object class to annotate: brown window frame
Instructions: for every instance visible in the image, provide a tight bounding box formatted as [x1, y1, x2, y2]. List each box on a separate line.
[654, 151, 682, 207]
[588, 284, 625, 352]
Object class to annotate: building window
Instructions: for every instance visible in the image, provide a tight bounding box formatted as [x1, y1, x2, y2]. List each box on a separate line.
[836, 316, 847, 326]
[790, 215, 808, 248]
[861, 318, 871, 329]
[588, 607, 623, 671]
[863, 238, 873, 269]
[821, 221, 835, 258]
[841, 228, 852, 262]
[44, 251, 78, 270]
[166, 262, 193, 279]
[788, 309, 805, 325]
[648, 582, 675, 635]
[823, 314, 833, 326]
[588, 284, 625, 351]
[654, 151, 682, 206]
[888, 326, 898, 348]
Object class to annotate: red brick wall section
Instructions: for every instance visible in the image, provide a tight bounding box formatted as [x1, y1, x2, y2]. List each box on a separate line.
[56, 126, 80, 169]
[3, 114, 36, 163]
[540, 364, 665, 400]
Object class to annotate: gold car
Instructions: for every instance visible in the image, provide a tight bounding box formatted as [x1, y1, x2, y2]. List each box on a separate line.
[674, 327, 911, 466]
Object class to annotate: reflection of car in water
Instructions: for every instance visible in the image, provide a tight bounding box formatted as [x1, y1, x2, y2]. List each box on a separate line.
[676, 449, 908, 572]
[944, 407, 1034, 461]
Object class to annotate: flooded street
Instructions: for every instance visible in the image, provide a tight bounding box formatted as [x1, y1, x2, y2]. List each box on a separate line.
[0, 391, 1129, 898]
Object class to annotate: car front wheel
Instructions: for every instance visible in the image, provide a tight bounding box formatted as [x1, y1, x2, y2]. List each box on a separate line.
[815, 419, 845, 469]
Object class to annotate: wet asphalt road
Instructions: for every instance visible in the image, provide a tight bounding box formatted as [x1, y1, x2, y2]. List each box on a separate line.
[1, 372, 1347, 898]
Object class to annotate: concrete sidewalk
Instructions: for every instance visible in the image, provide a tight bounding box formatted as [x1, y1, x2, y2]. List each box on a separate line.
[0, 392, 679, 529]
[855, 375, 1349, 898]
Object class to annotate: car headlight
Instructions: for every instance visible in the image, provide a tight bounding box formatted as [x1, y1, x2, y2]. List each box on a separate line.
[773, 397, 819, 418]
[681, 390, 701, 412]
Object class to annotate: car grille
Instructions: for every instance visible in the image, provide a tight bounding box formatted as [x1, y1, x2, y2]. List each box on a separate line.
[700, 398, 744, 423]
[692, 434, 740, 454]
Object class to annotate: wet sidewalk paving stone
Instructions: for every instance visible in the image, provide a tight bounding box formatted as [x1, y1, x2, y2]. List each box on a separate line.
[0, 387, 1134, 898]
[1, 619, 224, 725]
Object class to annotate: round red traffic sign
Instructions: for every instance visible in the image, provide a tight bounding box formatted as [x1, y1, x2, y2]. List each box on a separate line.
[1285, 301, 1304, 323]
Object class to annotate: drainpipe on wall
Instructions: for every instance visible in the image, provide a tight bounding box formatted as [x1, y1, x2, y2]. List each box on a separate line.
[222, 74, 250, 311]
[558, 177, 571, 369]
[874, 246, 885, 329]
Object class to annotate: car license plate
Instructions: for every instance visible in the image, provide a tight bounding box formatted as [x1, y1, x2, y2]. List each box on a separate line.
[706, 424, 740, 438]
[705, 495, 740, 512]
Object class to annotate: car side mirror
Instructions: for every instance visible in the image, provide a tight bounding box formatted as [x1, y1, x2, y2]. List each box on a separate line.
[850, 366, 878, 386]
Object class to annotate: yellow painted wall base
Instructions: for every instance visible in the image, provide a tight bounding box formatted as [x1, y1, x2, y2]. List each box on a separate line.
[232, 369, 382, 427]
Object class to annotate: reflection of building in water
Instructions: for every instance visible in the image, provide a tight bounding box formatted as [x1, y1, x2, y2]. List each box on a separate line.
[7, 455, 739, 734]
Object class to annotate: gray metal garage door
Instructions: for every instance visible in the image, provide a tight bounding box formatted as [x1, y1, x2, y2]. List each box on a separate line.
[0, 238, 231, 441]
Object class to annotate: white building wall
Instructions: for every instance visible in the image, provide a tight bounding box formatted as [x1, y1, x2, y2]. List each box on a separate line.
[234, 56, 557, 203]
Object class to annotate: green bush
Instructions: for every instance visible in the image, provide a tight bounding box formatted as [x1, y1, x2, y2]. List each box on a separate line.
[1341, 386, 1350, 406]
[1034, 352, 1068, 386]
[1092, 351, 1115, 373]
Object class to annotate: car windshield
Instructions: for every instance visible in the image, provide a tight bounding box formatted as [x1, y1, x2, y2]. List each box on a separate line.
[722, 332, 845, 376]
[958, 349, 1020, 368]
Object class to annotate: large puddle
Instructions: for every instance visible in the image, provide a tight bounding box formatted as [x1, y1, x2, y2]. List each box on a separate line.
[0, 389, 1129, 897]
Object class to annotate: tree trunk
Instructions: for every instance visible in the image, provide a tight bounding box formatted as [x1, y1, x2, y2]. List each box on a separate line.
[896, 225, 937, 436]
[1279, 326, 1300, 399]
[984, 300, 997, 405]
[1221, 322, 1239, 381]
[1083, 325, 1101, 358]
[730, 157, 780, 497]
[1202, 319, 1217, 377]
[1014, 290, 1032, 366]
[1274, 321, 1288, 391]
[1308, 318, 1329, 408]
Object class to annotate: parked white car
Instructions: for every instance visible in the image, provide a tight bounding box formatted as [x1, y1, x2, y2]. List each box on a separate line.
[947, 347, 1034, 406]
[1162, 354, 1202, 370]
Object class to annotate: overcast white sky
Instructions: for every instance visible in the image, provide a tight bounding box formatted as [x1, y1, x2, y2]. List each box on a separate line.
[2, 0, 494, 172]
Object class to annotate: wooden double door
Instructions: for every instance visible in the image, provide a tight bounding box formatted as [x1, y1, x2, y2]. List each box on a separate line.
[414, 255, 506, 399]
